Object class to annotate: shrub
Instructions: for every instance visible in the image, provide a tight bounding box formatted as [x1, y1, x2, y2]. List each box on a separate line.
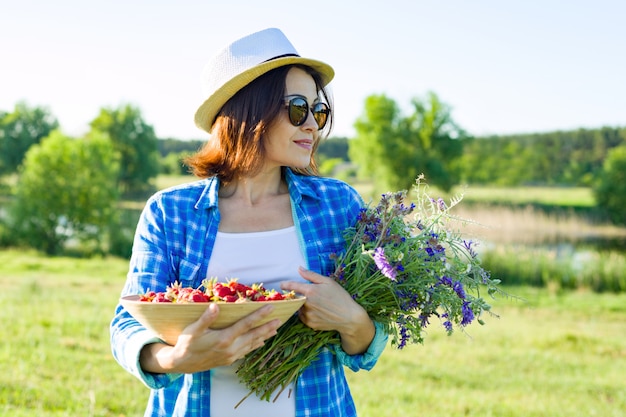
[9, 131, 120, 255]
[593, 145, 626, 225]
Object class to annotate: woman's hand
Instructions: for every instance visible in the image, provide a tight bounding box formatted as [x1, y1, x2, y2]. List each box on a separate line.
[280, 267, 375, 355]
[139, 303, 281, 374]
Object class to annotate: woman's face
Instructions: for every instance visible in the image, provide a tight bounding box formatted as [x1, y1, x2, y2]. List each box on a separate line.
[263, 67, 321, 171]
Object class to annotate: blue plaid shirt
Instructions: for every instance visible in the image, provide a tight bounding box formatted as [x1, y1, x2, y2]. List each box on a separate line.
[110, 169, 388, 417]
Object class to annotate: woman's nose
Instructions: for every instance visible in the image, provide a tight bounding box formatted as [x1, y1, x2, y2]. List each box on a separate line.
[301, 108, 318, 131]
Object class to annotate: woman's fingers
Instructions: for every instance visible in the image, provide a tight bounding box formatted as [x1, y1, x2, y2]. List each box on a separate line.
[172, 303, 282, 371]
[230, 304, 276, 332]
[185, 302, 220, 334]
[280, 266, 327, 295]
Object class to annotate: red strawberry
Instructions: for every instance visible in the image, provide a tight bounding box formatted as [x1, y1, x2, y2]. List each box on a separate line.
[140, 291, 156, 302]
[154, 292, 171, 303]
[267, 291, 285, 301]
[190, 291, 210, 302]
[213, 283, 235, 299]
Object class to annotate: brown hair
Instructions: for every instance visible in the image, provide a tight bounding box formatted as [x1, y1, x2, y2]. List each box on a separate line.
[185, 64, 333, 183]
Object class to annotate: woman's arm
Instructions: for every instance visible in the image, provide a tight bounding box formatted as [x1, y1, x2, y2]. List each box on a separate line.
[138, 303, 281, 374]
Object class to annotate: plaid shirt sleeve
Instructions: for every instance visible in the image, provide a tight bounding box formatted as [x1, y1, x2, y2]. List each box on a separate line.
[110, 179, 219, 390]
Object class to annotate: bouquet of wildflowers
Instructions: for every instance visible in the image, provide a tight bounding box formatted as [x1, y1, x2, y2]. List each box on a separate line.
[235, 175, 501, 405]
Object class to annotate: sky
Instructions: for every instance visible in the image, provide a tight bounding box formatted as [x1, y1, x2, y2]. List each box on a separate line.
[2, 0, 625, 141]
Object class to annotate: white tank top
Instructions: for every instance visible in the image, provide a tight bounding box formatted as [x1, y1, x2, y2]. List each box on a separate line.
[207, 226, 307, 416]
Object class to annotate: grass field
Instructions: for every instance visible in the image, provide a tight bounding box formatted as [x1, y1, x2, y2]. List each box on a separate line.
[452, 185, 596, 208]
[1, 249, 625, 416]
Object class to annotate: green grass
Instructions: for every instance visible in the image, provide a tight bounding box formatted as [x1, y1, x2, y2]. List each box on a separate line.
[451, 185, 596, 208]
[1, 250, 625, 416]
[154, 174, 196, 190]
[482, 245, 626, 292]
[347, 286, 626, 416]
[0, 250, 147, 416]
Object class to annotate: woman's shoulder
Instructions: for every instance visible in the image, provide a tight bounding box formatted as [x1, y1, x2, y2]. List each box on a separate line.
[295, 174, 360, 195]
[290, 174, 363, 209]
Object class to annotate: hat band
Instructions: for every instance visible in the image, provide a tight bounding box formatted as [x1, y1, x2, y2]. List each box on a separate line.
[263, 53, 300, 63]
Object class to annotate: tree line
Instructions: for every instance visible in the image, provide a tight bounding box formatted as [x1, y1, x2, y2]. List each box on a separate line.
[1, 95, 625, 256]
[459, 126, 626, 187]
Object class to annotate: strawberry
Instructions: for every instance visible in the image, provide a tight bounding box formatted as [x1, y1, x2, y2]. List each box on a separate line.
[154, 292, 171, 303]
[222, 295, 238, 303]
[226, 279, 251, 295]
[190, 291, 210, 303]
[140, 291, 156, 302]
[266, 291, 285, 301]
[137, 280, 298, 303]
[213, 283, 235, 299]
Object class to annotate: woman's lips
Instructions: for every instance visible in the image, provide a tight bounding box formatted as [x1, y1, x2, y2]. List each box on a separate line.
[294, 139, 313, 150]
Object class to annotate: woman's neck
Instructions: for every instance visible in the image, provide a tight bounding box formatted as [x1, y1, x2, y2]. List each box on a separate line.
[219, 168, 287, 206]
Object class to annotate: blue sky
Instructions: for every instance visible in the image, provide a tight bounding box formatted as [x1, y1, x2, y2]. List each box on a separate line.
[2, 0, 625, 140]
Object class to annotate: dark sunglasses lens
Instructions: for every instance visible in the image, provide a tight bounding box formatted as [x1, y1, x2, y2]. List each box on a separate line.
[313, 103, 329, 130]
[288, 98, 308, 126]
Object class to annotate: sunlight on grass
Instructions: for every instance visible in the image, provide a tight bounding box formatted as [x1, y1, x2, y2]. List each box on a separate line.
[0, 250, 145, 417]
[451, 185, 596, 208]
[2, 251, 625, 417]
[347, 287, 626, 416]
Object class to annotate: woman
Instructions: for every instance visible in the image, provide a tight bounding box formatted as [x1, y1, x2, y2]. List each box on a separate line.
[110, 28, 388, 417]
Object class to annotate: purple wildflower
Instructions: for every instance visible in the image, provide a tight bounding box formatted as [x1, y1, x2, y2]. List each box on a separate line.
[439, 276, 453, 287]
[396, 288, 420, 311]
[463, 239, 478, 259]
[452, 280, 467, 300]
[396, 316, 410, 349]
[443, 320, 453, 332]
[373, 247, 397, 281]
[330, 264, 346, 282]
[480, 269, 491, 285]
[425, 233, 445, 258]
[439, 276, 467, 300]
[461, 301, 475, 326]
[437, 197, 447, 211]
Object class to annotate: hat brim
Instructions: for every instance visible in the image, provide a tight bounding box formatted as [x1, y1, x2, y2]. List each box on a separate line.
[194, 56, 334, 133]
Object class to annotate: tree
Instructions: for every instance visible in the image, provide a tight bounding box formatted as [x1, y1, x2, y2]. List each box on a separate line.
[458, 127, 626, 186]
[349, 94, 402, 193]
[0, 102, 59, 175]
[90, 104, 159, 194]
[350, 92, 465, 193]
[9, 131, 120, 255]
[593, 145, 626, 225]
[317, 136, 350, 162]
[160, 151, 191, 176]
[158, 137, 204, 156]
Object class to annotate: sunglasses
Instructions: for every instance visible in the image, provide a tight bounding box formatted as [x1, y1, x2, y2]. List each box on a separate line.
[284, 95, 330, 130]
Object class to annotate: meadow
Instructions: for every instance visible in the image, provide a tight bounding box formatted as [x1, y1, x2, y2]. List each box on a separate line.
[1, 249, 625, 417]
[2, 178, 626, 416]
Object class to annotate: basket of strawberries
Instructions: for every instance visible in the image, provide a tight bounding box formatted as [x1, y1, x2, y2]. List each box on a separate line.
[120, 278, 305, 345]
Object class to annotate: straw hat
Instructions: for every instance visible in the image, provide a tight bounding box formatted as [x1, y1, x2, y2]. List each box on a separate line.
[194, 28, 335, 133]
